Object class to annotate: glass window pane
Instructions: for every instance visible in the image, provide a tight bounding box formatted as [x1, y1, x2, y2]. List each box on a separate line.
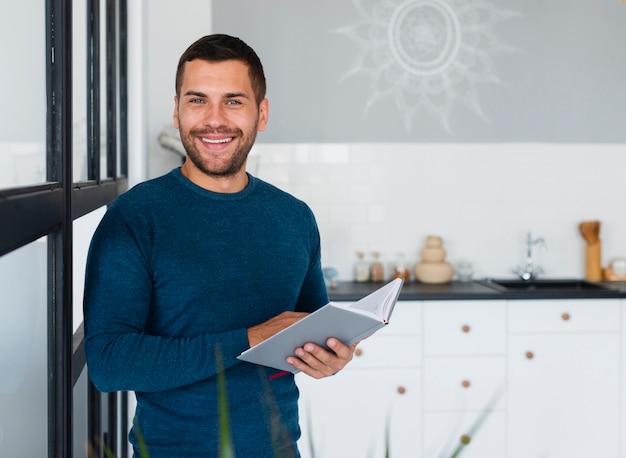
[73, 206, 107, 333]
[73, 368, 89, 458]
[0, 238, 48, 456]
[73, 0, 88, 182]
[100, 0, 109, 180]
[0, 2, 46, 189]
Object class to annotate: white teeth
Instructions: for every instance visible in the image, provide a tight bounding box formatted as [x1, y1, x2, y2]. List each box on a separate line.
[201, 137, 232, 144]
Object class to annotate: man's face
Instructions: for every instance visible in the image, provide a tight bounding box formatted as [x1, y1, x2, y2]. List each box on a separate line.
[173, 59, 268, 179]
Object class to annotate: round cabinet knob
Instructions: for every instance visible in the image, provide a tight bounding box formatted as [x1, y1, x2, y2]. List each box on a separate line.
[397, 386, 406, 395]
[355, 348, 363, 357]
[561, 312, 571, 321]
[460, 434, 471, 445]
[461, 380, 471, 388]
[525, 351, 534, 360]
[461, 324, 471, 333]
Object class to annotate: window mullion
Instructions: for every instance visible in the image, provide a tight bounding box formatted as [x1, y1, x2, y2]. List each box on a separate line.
[105, 0, 117, 179]
[46, 0, 74, 457]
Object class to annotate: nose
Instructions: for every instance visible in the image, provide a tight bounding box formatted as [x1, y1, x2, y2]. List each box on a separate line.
[202, 102, 228, 128]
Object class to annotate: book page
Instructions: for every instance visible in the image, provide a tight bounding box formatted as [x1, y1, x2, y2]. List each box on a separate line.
[350, 278, 403, 321]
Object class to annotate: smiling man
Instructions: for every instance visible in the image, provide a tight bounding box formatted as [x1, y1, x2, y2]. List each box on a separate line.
[83, 34, 356, 458]
[175, 57, 267, 190]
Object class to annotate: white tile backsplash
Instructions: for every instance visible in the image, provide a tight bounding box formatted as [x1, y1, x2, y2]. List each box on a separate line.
[254, 143, 626, 281]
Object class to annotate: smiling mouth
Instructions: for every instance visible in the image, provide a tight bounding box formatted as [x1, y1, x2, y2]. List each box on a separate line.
[201, 137, 233, 144]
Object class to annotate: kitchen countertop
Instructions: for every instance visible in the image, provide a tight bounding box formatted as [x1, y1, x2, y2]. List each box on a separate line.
[327, 279, 626, 302]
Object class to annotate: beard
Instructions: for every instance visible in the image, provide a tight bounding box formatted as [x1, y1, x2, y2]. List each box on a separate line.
[178, 121, 259, 178]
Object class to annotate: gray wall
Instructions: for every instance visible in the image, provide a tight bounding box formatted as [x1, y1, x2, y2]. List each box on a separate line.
[213, 0, 626, 143]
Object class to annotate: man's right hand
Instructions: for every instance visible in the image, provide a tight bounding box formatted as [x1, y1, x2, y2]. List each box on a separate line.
[247, 311, 309, 347]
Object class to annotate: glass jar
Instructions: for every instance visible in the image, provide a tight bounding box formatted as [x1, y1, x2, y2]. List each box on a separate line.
[354, 251, 370, 282]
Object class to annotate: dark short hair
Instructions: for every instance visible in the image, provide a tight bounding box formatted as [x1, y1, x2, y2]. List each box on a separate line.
[175, 34, 266, 105]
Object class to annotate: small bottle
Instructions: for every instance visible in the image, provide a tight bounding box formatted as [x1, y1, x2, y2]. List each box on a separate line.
[354, 252, 370, 282]
[392, 252, 411, 282]
[370, 251, 385, 282]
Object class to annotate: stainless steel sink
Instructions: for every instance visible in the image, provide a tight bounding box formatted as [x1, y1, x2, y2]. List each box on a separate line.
[478, 279, 611, 292]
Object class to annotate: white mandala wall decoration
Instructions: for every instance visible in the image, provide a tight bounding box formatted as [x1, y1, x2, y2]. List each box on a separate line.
[335, 0, 522, 132]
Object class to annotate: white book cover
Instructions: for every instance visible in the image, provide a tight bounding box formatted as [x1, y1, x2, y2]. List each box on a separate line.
[237, 278, 404, 373]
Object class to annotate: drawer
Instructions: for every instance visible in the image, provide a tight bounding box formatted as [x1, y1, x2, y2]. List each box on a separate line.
[379, 300, 422, 335]
[508, 299, 621, 333]
[423, 356, 506, 411]
[350, 334, 421, 369]
[423, 410, 506, 458]
[423, 301, 506, 355]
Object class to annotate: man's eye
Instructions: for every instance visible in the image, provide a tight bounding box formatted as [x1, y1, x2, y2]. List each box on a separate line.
[190, 98, 204, 104]
[226, 99, 241, 105]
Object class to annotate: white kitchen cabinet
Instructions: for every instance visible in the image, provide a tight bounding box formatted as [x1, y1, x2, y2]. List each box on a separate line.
[297, 296, 626, 458]
[423, 300, 506, 355]
[422, 300, 507, 457]
[422, 356, 506, 412]
[422, 410, 507, 458]
[507, 299, 621, 458]
[508, 298, 620, 333]
[297, 366, 421, 458]
[297, 301, 422, 458]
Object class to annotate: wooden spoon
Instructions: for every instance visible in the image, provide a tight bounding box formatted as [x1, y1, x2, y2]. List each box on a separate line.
[579, 220, 602, 281]
[579, 220, 600, 245]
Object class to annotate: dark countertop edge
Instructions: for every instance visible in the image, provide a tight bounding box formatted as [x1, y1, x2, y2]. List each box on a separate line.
[327, 280, 626, 302]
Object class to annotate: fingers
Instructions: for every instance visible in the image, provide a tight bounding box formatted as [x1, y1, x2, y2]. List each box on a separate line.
[286, 339, 356, 379]
[285, 355, 328, 379]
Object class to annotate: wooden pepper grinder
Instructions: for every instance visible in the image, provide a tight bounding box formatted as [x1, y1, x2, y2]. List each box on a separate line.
[579, 220, 602, 281]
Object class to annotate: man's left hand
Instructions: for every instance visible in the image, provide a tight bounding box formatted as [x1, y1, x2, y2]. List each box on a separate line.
[286, 338, 358, 379]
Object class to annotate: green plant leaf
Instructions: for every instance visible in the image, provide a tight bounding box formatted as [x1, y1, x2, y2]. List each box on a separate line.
[216, 345, 235, 458]
[133, 417, 150, 458]
[94, 435, 118, 458]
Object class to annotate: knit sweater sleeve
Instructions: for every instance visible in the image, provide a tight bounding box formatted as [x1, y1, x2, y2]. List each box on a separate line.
[83, 199, 250, 393]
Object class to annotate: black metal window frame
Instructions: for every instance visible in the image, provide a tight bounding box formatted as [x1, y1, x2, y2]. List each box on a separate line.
[0, 0, 128, 457]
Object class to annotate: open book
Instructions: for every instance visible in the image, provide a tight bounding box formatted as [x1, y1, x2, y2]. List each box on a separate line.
[237, 278, 404, 373]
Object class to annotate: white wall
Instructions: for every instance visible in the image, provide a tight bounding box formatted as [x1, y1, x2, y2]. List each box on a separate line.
[143, 0, 213, 179]
[253, 143, 626, 280]
[142, 3, 626, 282]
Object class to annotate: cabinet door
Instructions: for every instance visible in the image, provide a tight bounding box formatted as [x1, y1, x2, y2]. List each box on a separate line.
[423, 410, 506, 458]
[297, 368, 421, 458]
[507, 333, 620, 458]
[379, 300, 422, 336]
[508, 299, 620, 333]
[350, 334, 421, 369]
[423, 356, 506, 412]
[423, 301, 506, 356]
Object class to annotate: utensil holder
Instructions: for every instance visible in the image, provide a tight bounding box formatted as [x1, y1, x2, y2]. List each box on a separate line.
[585, 241, 602, 281]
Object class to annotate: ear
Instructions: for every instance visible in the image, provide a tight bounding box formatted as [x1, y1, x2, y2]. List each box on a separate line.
[173, 96, 180, 128]
[257, 98, 269, 132]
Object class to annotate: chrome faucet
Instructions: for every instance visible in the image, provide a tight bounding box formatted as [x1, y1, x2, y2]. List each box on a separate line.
[513, 232, 546, 281]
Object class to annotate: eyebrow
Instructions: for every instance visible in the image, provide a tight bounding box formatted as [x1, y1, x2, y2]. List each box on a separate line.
[183, 90, 207, 98]
[224, 92, 249, 100]
[183, 90, 249, 100]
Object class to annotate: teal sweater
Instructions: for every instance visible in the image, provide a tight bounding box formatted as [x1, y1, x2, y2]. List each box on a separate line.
[83, 168, 328, 457]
